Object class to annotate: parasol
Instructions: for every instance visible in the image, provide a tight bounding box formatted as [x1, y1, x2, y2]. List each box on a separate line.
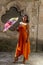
[3, 17, 19, 32]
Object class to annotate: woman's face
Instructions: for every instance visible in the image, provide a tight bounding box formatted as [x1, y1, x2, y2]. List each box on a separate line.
[22, 16, 27, 23]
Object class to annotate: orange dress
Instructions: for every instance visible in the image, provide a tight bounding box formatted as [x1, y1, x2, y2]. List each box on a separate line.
[15, 24, 30, 60]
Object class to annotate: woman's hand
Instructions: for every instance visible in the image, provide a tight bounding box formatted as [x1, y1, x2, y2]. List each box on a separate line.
[14, 27, 16, 30]
[26, 39, 28, 42]
[26, 24, 29, 43]
[14, 27, 19, 31]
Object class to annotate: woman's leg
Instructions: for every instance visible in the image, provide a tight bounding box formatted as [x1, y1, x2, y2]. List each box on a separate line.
[13, 49, 21, 63]
[23, 56, 26, 64]
[13, 57, 18, 63]
[13, 54, 18, 63]
[13, 49, 18, 63]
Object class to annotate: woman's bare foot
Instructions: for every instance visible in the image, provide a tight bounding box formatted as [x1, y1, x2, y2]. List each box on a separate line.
[13, 57, 18, 63]
[23, 57, 25, 64]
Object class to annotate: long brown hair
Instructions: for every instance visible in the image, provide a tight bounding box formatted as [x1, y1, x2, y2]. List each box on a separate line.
[22, 14, 29, 23]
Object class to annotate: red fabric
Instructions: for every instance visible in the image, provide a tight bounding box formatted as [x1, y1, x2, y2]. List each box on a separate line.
[15, 25, 30, 60]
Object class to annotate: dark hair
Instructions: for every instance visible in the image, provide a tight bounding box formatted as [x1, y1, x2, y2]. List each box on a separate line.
[22, 14, 29, 23]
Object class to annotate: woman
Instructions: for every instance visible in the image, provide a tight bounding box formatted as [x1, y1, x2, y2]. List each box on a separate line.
[14, 15, 30, 64]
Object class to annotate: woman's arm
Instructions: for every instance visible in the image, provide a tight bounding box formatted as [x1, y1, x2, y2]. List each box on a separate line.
[26, 24, 29, 42]
[14, 25, 20, 31]
[14, 27, 19, 31]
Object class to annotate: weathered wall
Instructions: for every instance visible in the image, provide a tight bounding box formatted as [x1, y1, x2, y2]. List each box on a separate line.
[38, 0, 43, 51]
[0, 0, 43, 52]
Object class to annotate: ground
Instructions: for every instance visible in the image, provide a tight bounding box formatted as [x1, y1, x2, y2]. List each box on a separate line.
[0, 52, 43, 65]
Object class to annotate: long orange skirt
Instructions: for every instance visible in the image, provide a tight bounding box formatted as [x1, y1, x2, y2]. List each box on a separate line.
[15, 25, 30, 60]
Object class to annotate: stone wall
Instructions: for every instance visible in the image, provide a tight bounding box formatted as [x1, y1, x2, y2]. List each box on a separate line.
[0, 0, 43, 52]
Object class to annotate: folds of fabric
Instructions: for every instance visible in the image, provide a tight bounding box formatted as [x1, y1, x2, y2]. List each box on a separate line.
[15, 24, 30, 60]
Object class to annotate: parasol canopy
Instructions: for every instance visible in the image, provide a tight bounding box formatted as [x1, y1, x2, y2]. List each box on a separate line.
[3, 17, 19, 32]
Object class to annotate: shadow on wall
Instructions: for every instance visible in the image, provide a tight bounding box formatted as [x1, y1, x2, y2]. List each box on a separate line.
[0, 38, 43, 52]
[37, 40, 43, 52]
[0, 38, 18, 52]
[30, 38, 43, 52]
